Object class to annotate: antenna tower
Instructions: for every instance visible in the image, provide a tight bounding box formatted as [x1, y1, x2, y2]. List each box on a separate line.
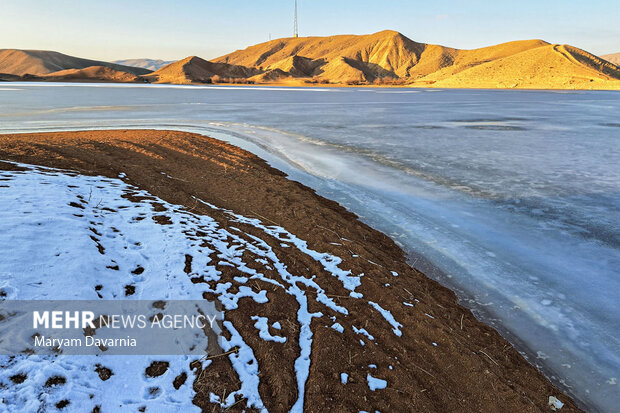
[294, 0, 299, 37]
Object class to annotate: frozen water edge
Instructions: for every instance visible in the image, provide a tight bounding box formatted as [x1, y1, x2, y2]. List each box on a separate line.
[191, 122, 619, 412]
[0, 162, 382, 412]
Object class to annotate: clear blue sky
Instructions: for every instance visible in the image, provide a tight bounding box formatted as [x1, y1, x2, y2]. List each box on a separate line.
[1, 0, 618, 61]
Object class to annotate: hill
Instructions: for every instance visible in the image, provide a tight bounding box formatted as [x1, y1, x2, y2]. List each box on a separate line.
[2, 33, 619, 89]
[417, 44, 620, 89]
[112, 58, 174, 71]
[601, 53, 620, 66]
[215, 30, 432, 82]
[213, 31, 620, 89]
[145, 56, 260, 84]
[0, 49, 151, 76]
[42, 66, 143, 82]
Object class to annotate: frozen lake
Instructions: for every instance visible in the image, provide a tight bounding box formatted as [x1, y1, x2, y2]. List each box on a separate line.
[0, 83, 618, 411]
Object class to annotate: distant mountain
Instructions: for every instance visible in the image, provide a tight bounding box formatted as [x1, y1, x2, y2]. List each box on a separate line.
[145, 56, 260, 84]
[112, 58, 174, 71]
[212, 30, 620, 89]
[0, 49, 151, 76]
[601, 53, 620, 66]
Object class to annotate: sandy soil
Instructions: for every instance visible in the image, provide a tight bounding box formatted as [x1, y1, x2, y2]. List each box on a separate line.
[0, 130, 584, 412]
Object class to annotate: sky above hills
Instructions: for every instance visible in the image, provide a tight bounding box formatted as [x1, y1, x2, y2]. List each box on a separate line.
[2, 0, 618, 61]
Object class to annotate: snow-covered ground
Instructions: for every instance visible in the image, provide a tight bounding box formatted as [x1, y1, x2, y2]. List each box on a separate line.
[0, 162, 388, 412]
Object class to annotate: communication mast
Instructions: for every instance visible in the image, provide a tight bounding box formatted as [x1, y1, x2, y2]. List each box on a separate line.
[294, 0, 299, 38]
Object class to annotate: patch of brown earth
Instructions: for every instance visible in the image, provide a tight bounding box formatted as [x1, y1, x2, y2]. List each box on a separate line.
[145, 361, 170, 378]
[0, 130, 584, 412]
[94, 365, 113, 381]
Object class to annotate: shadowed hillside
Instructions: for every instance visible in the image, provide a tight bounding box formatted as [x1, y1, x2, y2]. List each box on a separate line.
[42, 66, 142, 82]
[215, 30, 431, 82]
[145, 56, 260, 84]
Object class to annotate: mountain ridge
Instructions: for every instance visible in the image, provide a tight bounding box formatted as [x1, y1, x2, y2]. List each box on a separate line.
[207, 32, 620, 88]
[2, 32, 620, 89]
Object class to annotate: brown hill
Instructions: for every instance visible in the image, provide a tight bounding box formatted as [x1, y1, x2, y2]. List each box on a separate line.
[213, 31, 620, 89]
[406, 39, 549, 81]
[419, 45, 620, 89]
[213, 32, 550, 83]
[42, 66, 142, 82]
[0, 49, 151, 76]
[601, 53, 620, 65]
[146, 56, 260, 84]
[419, 44, 620, 89]
[215, 30, 429, 82]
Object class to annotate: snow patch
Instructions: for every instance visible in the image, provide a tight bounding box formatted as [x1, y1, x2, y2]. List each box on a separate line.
[368, 301, 402, 337]
[367, 374, 387, 391]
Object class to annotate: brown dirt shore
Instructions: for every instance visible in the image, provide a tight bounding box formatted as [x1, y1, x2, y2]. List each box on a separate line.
[0, 130, 583, 412]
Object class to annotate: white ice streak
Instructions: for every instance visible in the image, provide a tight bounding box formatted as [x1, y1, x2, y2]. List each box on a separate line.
[368, 302, 402, 337]
[216, 321, 267, 411]
[353, 326, 375, 341]
[252, 316, 287, 343]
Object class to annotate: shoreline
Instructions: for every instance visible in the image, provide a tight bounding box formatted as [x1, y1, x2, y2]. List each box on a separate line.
[0, 130, 584, 412]
[2, 78, 620, 91]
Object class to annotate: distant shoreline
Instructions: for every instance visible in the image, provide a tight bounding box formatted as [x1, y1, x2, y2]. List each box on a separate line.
[3, 78, 620, 91]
